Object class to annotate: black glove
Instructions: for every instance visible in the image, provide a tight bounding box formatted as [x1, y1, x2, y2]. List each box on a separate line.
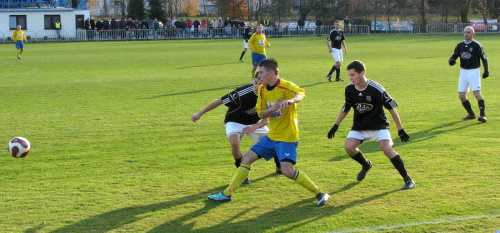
[327, 124, 339, 139]
[483, 71, 489, 79]
[448, 58, 456, 66]
[398, 129, 410, 142]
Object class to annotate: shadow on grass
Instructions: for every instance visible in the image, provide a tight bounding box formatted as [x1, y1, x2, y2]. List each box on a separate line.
[174, 62, 236, 70]
[329, 120, 475, 162]
[144, 85, 237, 99]
[42, 174, 274, 233]
[145, 81, 326, 99]
[148, 185, 397, 232]
[41, 177, 395, 233]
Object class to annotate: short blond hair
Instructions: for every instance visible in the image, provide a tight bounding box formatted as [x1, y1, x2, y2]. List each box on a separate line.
[464, 26, 475, 33]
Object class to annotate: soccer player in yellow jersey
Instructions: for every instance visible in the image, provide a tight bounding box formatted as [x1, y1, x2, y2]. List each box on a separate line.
[208, 58, 331, 206]
[248, 24, 270, 78]
[12, 25, 28, 60]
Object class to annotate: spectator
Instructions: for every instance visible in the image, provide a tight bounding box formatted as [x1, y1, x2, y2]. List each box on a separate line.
[186, 18, 193, 37]
[54, 18, 61, 39]
[154, 18, 160, 38]
[193, 18, 200, 38]
[141, 19, 149, 39]
[344, 16, 350, 33]
[298, 18, 305, 35]
[211, 17, 218, 37]
[218, 17, 224, 36]
[110, 18, 118, 39]
[315, 18, 323, 36]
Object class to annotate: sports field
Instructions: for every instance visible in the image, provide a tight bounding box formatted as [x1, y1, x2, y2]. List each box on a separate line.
[0, 34, 499, 232]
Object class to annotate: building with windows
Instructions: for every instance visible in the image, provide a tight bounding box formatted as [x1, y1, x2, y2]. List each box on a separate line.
[0, 0, 90, 40]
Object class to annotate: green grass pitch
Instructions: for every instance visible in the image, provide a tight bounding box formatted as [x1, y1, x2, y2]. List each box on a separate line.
[0, 34, 499, 232]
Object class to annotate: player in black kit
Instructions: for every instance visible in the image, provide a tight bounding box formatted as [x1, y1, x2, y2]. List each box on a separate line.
[192, 74, 281, 183]
[326, 20, 348, 82]
[239, 22, 253, 62]
[327, 60, 415, 190]
[449, 26, 489, 122]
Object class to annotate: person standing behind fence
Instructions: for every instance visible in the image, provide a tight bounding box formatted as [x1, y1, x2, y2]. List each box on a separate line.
[54, 18, 61, 39]
[154, 19, 160, 38]
[12, 25, 27, 60]
[239, 22, 253, 62]
[343, 16, 350, 33]
[315, 18, 323, 36]
[326, 20, 348, 82]
[193, 18, 200, 38]
[248, 24, 270, 78]
[298, 18, 305, 35]
[448, 26, 489, 122]
[211, 17, 218, 35]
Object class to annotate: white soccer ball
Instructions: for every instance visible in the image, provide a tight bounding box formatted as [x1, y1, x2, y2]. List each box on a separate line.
[8, 137, 31, 158]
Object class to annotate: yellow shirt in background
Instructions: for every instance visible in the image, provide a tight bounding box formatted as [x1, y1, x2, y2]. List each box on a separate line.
[12, 30, 27, 42]
[248, 33, 269, 55]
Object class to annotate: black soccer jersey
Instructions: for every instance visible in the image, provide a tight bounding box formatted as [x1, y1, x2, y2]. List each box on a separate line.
[327, 29, 345, 49]
[221, 84, 260, 125]
[450, 39, 487, 69]
[343, 80, 398, 130]
[243, 26, 253, 42]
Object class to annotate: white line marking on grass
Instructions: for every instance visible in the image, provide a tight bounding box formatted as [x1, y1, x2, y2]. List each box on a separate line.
[329, 214, 500, 233]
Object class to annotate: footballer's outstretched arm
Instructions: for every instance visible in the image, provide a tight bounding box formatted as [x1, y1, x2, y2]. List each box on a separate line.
[191, 98, 223, 122]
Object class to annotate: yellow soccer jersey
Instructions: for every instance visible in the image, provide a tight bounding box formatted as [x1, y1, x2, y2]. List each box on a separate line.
[248, 33, 269, 55]
[12, 30, 26, 42]
[256, 79, 306, 142]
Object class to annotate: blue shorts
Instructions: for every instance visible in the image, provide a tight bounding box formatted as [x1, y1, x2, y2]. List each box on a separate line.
[15, 41, 24, 49]
[252, 53, 267, 67]
[250, 135, 298, 164]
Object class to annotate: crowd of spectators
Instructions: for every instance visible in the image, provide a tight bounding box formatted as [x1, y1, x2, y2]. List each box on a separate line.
[79, 16, 365, 40]
[82, 17, 250, 40]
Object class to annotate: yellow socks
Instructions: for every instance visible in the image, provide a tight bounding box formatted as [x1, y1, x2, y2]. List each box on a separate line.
[293, 170, 321, 195]
[223, 163, 251, 196]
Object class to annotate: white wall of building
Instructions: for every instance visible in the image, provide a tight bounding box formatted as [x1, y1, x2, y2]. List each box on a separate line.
[0, 9, 90, 39]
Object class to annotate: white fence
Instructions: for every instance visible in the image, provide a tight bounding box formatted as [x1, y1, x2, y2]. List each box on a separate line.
[0, 25, 371, 42]
[5, 23, 500, 42]
[426, 23, 500, 34]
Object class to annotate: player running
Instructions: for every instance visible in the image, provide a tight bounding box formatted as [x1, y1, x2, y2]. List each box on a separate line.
[449, 26, 489, 122]
[248, 24, 270, 78]
[239, 22, 253, 62]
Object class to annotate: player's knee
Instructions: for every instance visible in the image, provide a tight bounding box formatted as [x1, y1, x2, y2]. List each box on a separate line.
[281, 168, 295, 178]
[344, 145, 358, 155]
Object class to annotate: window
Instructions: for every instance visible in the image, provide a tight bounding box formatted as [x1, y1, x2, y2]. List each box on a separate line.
[9, 15, 27, 30]
[45, 15, 61, 30]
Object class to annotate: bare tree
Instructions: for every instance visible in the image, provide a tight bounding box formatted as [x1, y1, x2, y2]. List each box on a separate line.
[456, 0, 473, 23]
[410, 0, 427, 32]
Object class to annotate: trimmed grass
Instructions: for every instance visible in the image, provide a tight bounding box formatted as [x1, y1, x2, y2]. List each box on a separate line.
[0, 34, 499, 232]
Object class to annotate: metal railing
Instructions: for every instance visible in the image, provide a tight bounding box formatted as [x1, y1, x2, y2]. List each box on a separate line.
[0, 25, 371, 43]
[426, 23, 500, 34]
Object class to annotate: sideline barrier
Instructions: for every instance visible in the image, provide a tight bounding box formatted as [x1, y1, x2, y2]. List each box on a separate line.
[0, 25, 371, 42]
